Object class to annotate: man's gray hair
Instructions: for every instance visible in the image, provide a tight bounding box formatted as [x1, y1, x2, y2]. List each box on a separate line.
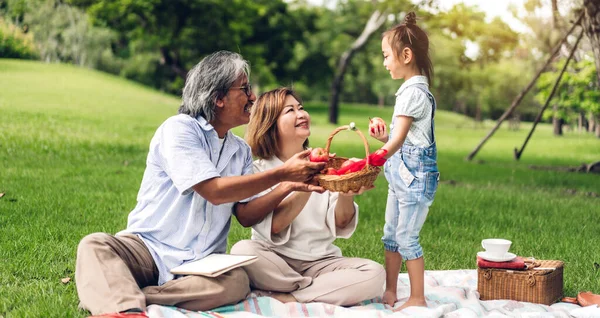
[179, 51, 250, 121]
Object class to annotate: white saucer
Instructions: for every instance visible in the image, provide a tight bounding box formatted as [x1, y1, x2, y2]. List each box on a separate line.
[477, 251, 517, 262]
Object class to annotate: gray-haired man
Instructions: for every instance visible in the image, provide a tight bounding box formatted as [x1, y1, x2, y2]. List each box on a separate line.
[75, 51, 325, 317]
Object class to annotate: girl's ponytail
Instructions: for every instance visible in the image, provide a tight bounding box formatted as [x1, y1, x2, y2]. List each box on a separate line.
[404, 11, 417, 25]
[383, 12, 434, 86]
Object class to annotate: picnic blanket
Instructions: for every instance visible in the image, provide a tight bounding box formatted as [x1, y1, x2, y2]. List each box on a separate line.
[146, 269, 600, 317]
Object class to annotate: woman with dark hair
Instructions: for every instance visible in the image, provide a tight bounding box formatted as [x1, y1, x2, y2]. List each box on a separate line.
[231, 87, 385, 306]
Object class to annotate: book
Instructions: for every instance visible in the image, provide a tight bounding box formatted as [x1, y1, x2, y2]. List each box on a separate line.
[170, 254, 257, 277]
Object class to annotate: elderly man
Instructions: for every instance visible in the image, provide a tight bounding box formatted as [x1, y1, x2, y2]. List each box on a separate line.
[75, 51, 325, 317]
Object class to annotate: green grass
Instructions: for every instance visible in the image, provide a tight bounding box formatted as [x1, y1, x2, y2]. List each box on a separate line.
[1, 59, 599, 317]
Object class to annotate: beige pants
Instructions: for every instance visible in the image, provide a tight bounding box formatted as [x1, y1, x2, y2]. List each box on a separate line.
[75, 233, 250, 315]
[230, 240, 384, 306]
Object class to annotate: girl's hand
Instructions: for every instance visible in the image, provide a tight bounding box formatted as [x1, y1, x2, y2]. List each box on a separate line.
[339, 185, 374, 197]
[368, 118, 388, 143]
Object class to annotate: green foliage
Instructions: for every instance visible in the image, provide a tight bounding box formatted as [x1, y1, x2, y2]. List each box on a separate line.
[536, 58, 600, 121]
[0, 17, 36, 58]
[426, 3, 520, 118]
[8, 0, 114, 67]
[66, 0, 309, 94]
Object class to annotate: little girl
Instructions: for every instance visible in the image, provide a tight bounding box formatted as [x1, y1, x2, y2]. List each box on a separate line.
[368, 12, 440, 311]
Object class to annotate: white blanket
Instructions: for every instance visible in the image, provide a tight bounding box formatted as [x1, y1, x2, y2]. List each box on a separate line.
[147, 269, 600, 317]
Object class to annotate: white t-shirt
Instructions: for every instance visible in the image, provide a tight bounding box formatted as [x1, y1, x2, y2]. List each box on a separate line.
[251, 157, 359, 261]
[392, 75, 434, 147]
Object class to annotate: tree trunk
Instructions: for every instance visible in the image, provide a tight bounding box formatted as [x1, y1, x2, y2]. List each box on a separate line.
[160, 47, 187, 80]
[328, 10, 387, 124]
[378, 95, 385, 108]
[552, 103, 563, 135]
[596, 115, 600, 138]
[552, 0, 560, 28]
[475, 105, 481, 121]
[509, 112, 520, 131]
[578, 112, 585, 132]
[553, 116, 563, 136]
[589, 111, 597, 133]
[583, 0, 600, 85]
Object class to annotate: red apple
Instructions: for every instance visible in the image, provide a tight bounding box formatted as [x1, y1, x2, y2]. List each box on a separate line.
[337, 158, 366, 175]
[369, 117, 386, 134]
[339, 157, 362, 170]
[309, 147, 329, 162]
[325, 168, 338, 175]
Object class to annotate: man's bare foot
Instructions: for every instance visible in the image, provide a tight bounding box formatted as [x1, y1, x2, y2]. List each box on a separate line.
[252, 289, 297, 303]
[393, 297, 427, 312]
[382, 290, 398, 307]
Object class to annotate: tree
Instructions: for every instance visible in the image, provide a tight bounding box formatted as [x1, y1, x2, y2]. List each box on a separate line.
[537, 58, 600, 137]
[69, 0, 308, 93]
[1, 0, 114, 67]
[328, 8, 386, 124]
[0, 17, 37, 58]
[582, 0, 600, 85]
[429, 4, 519, 121]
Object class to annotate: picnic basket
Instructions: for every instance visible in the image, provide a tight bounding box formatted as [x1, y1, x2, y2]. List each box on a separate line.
[315, 124, 381, 192]
[477, 259, 564, 305]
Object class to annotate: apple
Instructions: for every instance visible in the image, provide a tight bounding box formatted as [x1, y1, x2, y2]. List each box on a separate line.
[369, 117, 386, 134]
[337, 158, 366, 175]
[325, 168, 338, 175]
[339, 157, 362, 170]
[309, 147, 329, 162]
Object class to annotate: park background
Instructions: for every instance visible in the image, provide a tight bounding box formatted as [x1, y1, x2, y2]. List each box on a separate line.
[1, 0, 599, 316]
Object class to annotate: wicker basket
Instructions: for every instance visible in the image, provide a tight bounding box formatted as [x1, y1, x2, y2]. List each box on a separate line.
[315, 125, 381, 192]
[477, 259, 564, 305]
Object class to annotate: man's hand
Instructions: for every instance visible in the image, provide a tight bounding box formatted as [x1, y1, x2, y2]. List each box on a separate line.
[280, 150, 326, 182]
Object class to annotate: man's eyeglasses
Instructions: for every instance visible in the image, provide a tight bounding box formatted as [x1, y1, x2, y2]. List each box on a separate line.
[230, 83, 253, 97]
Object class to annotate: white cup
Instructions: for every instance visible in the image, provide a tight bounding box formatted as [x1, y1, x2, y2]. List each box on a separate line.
[481, 238, 512, 258]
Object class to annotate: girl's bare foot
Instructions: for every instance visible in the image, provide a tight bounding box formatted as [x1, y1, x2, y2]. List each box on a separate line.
[383, 290, 398, 307]
[393, 297, 427, 312]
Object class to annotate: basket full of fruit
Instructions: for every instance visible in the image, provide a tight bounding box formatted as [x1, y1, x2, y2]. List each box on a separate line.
[312, 123, 383, 192]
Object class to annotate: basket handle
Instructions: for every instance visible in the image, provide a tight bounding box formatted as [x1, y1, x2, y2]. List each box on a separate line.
[324, 124, 372, 166]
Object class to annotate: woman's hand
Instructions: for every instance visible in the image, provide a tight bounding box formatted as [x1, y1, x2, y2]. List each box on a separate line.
[339, 185, 374, 197]
[283, 181, 325, 194]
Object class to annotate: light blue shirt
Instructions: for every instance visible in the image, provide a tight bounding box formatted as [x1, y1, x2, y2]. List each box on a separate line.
[118, 114, 254, 285]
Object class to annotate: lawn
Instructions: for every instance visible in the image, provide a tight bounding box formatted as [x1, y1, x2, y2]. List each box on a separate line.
[0, 59, 599, 317]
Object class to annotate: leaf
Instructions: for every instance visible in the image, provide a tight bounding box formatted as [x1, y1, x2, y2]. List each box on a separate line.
[61, 277, 71, 284]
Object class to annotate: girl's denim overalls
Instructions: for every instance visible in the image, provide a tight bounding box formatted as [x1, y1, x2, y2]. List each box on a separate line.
[381, 83, 440, 260]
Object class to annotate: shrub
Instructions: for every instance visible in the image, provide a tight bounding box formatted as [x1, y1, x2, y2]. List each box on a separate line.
[0, 18, 37, 59]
